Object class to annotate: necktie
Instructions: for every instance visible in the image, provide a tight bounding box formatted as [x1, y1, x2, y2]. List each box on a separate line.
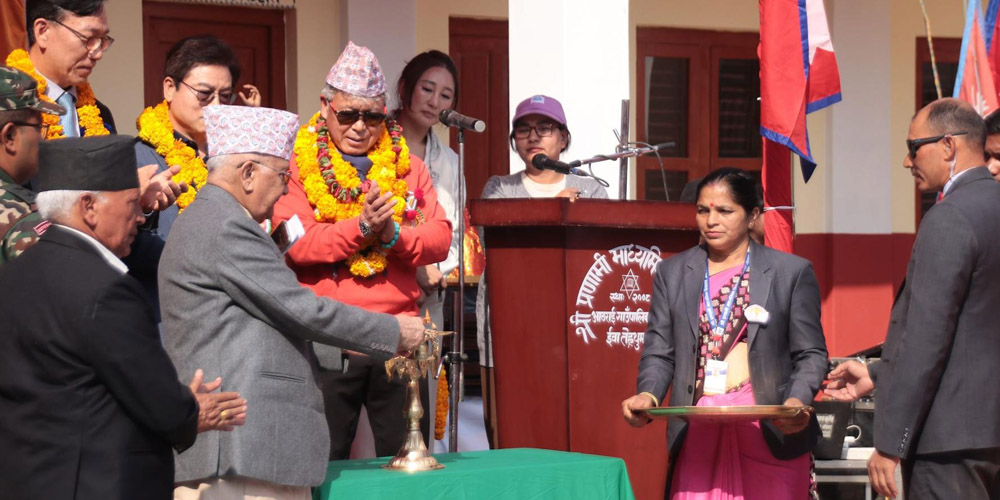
[57, 91, 78, 137]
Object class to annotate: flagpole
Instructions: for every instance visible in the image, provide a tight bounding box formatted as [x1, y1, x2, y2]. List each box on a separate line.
[920, 0, 944, 99]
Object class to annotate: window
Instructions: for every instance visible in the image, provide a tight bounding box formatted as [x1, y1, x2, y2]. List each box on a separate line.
[637, 28, 761, 201]
[915, 37, 960, 223]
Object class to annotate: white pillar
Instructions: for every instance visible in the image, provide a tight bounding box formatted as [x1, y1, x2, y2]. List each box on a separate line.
[340, 0, 417, 109]
[509, 0, 630, 198]
[829, 0, 893, 233]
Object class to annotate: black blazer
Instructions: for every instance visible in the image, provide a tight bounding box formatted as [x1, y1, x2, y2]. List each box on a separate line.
[0, 225, 197, 500]
[871, 167, 1000, 458]
[636, 240, 829, 460]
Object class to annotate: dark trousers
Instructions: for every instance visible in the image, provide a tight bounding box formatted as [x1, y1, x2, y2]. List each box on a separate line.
[903, 447, 1000, 500]
[319, 354, 430, 460]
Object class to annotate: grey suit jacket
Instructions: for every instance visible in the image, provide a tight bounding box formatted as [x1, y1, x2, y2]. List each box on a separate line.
[871, 167, 1000, 458]
[159, 184, 400, 487]
[636, 240, 828, 459]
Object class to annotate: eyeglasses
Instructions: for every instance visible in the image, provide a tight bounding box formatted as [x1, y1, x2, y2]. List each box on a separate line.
[906, 131, 967, 158]
[330, 108, 386, 127]
[50, 19, 114, 55]
[513, 122, 559, 139]
[179, 80, 236, 105]
[11, 121, 49, 137]
[249, 160, 291, 185]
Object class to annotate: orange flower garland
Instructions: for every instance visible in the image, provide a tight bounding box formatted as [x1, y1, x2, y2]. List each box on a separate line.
[293, 112, 413, 278]
[136, 101, 206, 210]
[435, 367, 448, 440]
[5, 49, 110, 139]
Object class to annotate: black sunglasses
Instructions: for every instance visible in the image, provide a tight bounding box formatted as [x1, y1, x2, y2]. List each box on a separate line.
[179, 80, 236, 105]
[331, 108, 386, 127]
[906, 131, 967, 158]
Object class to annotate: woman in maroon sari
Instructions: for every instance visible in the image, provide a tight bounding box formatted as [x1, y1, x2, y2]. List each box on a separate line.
[622, 168, 828, 500]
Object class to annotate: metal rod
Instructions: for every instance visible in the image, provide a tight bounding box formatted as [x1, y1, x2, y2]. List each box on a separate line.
[447, 129, 466, 453]
[617, 99, 630, 199]
[572, 142, 672, 168]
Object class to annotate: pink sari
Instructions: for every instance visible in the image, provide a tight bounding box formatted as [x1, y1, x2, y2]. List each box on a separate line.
[670, 266, 810, 500]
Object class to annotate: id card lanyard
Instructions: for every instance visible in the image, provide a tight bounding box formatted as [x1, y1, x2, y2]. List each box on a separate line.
[703, 247, 751, 341]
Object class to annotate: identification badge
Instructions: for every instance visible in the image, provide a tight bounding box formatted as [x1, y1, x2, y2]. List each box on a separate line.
[704, 359, 728, 396]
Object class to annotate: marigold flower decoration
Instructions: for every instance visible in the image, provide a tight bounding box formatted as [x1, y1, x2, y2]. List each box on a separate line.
[6, 49, 110, 139]
[136, 101, 206, 210]
[294, 112, 421, 278]
[435, 367, 449, 440]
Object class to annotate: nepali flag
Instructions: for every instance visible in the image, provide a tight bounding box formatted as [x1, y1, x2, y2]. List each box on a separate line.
[954, 0, 998, 116]
[984, 0, 1000, 100]
[759, 0, 841, 181]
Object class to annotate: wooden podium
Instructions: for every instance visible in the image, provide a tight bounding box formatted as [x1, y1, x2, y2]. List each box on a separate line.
[470, 198, 699, 500]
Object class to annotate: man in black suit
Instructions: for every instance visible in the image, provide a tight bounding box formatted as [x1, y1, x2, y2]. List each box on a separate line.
[826, 98, 1000, 499]
[0, 135, 246, 500]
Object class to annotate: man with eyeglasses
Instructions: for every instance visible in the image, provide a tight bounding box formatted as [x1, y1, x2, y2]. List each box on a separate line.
[825, 98, 1000, 499]
[160, 104, 426, 499]
[0, 65, 65, 266]
[272, 42, 451, 461]
[13, 0, 116, 138]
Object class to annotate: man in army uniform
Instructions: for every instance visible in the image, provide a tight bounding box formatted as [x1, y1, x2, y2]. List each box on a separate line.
[0, 65, 65, 265]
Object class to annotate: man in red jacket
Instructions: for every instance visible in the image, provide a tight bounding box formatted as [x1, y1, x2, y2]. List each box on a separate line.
[272, 41, 451, 460]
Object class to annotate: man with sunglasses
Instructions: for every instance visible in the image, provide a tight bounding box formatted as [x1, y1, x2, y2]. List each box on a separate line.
[20, 0, 116, 137]
[0, 65, 65, 266]
[127, 35, 252, 319]
[273, 42, 451, 461]
[825, 98, 1000, 499]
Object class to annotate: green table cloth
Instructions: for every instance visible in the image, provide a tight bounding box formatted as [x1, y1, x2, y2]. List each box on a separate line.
[313, 448, 636, 500]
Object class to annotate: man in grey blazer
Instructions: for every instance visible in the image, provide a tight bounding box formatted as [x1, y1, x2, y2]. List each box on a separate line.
[826, 98, 1000, 499]
[160, 105, 425, 499]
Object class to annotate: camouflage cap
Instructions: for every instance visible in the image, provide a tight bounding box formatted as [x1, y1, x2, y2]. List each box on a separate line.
[0, 65, 65, 115]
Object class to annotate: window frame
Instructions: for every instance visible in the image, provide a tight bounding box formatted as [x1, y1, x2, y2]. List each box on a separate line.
[636, 27, 761, 200]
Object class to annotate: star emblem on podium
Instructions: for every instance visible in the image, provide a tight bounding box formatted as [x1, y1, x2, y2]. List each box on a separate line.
[620, 269, 640, 299]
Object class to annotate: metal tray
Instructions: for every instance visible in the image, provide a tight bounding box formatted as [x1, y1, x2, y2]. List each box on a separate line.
[646, 405, 811, 423]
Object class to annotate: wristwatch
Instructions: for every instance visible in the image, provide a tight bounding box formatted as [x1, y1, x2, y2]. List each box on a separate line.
[359, 219, 373, 238]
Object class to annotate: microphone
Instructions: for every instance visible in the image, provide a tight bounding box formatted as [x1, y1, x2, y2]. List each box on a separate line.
[531, 153, 588, 176]
[533, 154, 611, 188]
[439, 110, 486, 132]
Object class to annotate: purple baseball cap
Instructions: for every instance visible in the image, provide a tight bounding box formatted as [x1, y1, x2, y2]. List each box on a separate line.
[512, 95, 567, 127]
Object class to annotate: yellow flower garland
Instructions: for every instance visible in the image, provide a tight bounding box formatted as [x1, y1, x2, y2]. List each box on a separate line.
[294, 112, 411, 278]
[5, 49, 110, 139]
[136, 100, 206, 210]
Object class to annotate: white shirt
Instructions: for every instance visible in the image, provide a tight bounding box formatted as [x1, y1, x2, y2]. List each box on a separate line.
[520, 171, 566, 198]
[424, 130, 462, 276]
[56, 224, 128, 274]
[943, 167, 975, 196]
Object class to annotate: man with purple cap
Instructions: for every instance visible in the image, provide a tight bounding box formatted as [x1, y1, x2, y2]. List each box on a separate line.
[475, 94, 608, 446]
[272, 42, 451, 460]
[160, 104, 426, 499]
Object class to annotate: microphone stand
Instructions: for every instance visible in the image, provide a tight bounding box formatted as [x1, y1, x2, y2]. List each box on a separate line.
[566, 142, 673, 169]
[445, 129, 468, 453]
[617, 99, 629, 199]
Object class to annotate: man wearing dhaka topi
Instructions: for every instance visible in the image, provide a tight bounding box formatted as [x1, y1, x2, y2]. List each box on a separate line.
[273, 42, 451, 459]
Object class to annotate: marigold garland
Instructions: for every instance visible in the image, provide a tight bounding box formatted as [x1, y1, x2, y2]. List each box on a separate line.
[6, 49, 110, 139]
[294, 112, 416, 278]
[435, 366, 448, 440]
[136, 100, 205, 210]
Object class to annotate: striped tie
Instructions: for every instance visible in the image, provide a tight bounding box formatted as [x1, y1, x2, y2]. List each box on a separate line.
[56, 91, 78, 137]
